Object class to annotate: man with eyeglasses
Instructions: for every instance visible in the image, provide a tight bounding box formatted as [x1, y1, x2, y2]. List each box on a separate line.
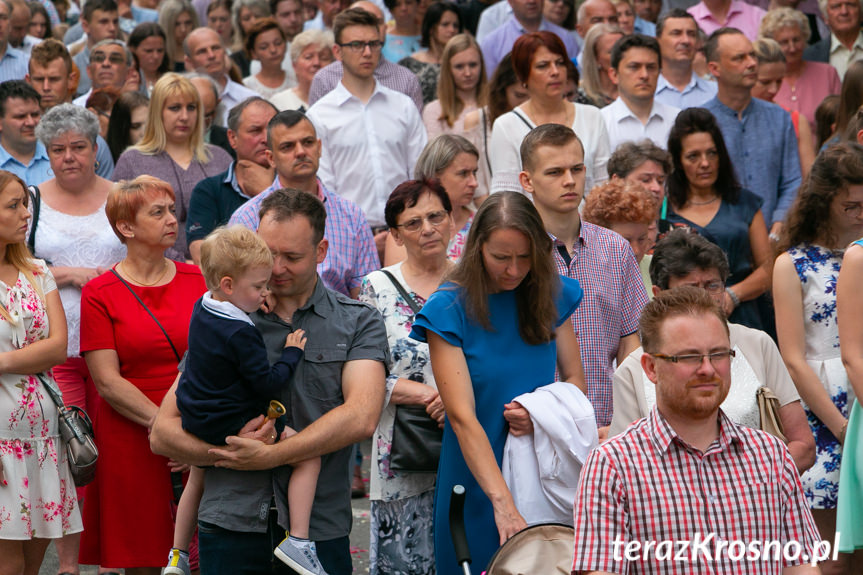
[70, 0, 120, 98]
[229, 109, 379, 298]
[610, 228, 815, 474]
[307, 7, 426, 255]
[804, 0, 863, 80]
[573, 285, 821, 575]
[72, 39, 134, 107]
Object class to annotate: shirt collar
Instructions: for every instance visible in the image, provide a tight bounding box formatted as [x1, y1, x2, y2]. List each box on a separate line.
[609, 97, 669, 123]
[223, 162, 245, 196]
[298, 274, 333, 318]
[709, 95, 754, 119]
[268, 174, 327, 202]
[0, 140, 48, 168]
[0, 45, 24, 61]
[548, 219, 590, 250]
[830, 31, 863, 54]
[647, 405, 743, 456]
[332, 80, 385, 105]
[657, 72, 698, 95]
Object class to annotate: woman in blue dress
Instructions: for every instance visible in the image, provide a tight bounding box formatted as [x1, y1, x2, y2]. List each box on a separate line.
[411, 192, 585, 573]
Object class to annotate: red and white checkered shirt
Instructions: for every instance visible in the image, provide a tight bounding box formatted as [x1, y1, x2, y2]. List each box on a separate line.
[552, 222, 648, 426]
[572, 408, 821, 575]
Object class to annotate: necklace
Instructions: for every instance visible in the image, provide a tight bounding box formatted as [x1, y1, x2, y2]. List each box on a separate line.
[688, 195, 720, 206]
[121, 259, 170, 286]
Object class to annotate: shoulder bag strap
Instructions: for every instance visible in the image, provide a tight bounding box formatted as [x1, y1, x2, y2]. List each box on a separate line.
[511, 109, 535, 131]
[481, 108, 492, 174]
[110, 269, 182, 363]
[380, 269, 422, 315]
[27, 185, 40, 256]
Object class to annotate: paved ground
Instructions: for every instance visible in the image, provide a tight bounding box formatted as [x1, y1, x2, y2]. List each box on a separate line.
[39, 441, 373, 574]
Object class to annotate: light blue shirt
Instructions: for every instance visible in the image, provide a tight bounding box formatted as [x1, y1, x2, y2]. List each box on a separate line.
[480, 17, 580, 80]
[704, 96, 802, 226]
[655, 73, 717, 109]
[633, 17, 656, 36]
[0, 141, 51, 187]
[0, 46, 29, 83]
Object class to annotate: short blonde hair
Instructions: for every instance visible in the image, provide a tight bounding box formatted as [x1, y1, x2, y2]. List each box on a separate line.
[759, 7, 811, 43]
[199, 225, 273, 291]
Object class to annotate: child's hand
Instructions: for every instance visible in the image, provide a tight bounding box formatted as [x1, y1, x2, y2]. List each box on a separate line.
[285, 329, 307, 350]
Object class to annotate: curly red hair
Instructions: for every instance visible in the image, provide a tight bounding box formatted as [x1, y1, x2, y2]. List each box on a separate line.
[583, 179, 658, 228]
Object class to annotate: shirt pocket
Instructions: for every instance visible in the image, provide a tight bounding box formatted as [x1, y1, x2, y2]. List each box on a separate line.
[301, 346, 348, 406]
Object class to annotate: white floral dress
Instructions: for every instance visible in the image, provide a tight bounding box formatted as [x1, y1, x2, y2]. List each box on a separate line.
[788, 244, 855, 509]
[0, 261, 82, 539]
[359, 263, 437, 575]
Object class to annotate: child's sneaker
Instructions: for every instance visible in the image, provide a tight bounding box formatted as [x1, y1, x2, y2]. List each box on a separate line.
[162, 548, 191, 575]
[274, 535, 330, 575]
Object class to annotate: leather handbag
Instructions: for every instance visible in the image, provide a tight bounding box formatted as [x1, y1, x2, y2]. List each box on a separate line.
[38, 373, 98, 486]
[380, 270, 443, 474]
[757, 386, 788, 443]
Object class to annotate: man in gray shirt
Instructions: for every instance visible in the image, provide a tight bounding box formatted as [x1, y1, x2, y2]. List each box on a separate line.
[151, 189, 388, 575]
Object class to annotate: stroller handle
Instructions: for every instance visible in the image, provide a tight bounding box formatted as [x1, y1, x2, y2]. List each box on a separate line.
[449, 484, 472, 573]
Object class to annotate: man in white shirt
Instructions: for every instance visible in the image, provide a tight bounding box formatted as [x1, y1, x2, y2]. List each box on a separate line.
[803, 0, 863, 80]
[184, 27, 258, 124]
[72, 40, 133, 107]
[601, 34, 680, 151]
[654, 8, 717, 108]
[307, 7, 426, 249]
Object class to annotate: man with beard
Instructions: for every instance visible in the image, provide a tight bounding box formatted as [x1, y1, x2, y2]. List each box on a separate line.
[572, 287, 822, 575]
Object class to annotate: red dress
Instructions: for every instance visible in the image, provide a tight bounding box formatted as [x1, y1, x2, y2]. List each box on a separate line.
[78, 263, 205, 567]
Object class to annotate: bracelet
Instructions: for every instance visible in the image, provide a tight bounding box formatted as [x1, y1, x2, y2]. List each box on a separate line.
[725, 287, 741, 308]
[839, 420, 849, 443]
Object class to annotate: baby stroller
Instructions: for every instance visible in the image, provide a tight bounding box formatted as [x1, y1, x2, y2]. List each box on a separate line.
[449, 485, 575, 575]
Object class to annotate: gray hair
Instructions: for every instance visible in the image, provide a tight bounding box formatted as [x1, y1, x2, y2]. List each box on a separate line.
[414, 134, 479, 179]
[36, 103, 100, 145]
[89, 39, 133, 66]
[607, 139, 672, 178]
[227, 96, 277, 132]
[818, 0, 863, 18]
[759, 7, 811, 43]
[289, 29, 334, 63]
[183, 72, 225, 126]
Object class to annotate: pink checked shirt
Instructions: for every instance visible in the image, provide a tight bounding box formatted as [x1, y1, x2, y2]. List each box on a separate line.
[572, 408, 821, 574]
[551, 222, 648, 427]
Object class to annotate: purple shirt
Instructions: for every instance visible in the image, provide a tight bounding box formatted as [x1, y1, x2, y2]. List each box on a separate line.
[480, 16, 580, 80]
[688, 0, 766, 41]
[229, 177, 380, 296]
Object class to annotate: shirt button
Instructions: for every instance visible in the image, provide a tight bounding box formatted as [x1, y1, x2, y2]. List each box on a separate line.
[317, 354, 323, 360]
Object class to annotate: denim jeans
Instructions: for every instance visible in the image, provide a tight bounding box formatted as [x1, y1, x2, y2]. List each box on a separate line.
[198, 511, 352, 574]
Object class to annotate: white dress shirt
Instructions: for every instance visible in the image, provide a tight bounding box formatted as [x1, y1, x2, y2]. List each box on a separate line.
[219, 78, 260, 125]
[830, 32, 863, 81]
[600, 97, 681, 151]
[307, 82, 427, 227]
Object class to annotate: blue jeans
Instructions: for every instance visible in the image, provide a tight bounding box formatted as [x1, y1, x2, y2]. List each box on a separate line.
[198, 513, 352, 574]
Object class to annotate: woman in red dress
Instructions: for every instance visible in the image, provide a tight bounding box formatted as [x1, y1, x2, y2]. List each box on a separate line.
[79, 176, 206, 573]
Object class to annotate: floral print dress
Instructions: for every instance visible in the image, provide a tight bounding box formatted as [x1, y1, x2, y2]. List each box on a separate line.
[788, 244, 855, 509]
[0, 261, 82, 539]
[359, 262, 437, 575]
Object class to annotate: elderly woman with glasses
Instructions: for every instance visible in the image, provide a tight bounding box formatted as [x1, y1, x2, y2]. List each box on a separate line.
[112, 73, 233, 262]
[359, 179, 454, 575]
[610, 229, 815, 471]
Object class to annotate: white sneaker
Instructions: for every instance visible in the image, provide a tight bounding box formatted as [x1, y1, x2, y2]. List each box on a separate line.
[274, 536, 329, 575]
[162, 548, 191, 575]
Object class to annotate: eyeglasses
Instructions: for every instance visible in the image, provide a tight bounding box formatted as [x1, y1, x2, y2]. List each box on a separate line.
[650, 349, 735, 366]
[678, 280, 724, 294]
[844, 203, 863, 218]
[91, 52, 126, 65]
[338, 40, 384, 53]
[395, 210, 448, 232]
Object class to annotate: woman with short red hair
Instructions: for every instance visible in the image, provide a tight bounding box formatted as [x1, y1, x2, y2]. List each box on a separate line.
[488, 31, 610, 195]
[79, 175, 206, 573]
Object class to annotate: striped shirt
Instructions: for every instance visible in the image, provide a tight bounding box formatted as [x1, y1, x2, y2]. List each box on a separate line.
[552, 222, 648, 427]
[228, 177, 380, 296]
[573, 408, 821, 574]
[0, 46, 28, 83]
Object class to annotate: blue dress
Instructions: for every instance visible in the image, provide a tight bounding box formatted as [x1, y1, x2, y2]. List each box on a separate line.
[410, 276, 583, 573]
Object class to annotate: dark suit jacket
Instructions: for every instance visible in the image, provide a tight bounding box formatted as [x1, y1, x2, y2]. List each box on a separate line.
[208, 126, 236, 161]
[804, 35, 830, 63]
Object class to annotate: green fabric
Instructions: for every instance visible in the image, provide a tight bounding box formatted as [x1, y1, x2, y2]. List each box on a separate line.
[837, 399, 863, 551]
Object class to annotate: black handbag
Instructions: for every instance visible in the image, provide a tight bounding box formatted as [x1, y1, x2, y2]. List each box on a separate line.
[39, 373, 98, 486]
[380, 270, 443, 474]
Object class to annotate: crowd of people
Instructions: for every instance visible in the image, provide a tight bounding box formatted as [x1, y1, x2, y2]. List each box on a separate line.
[0, 0, 862, 573]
